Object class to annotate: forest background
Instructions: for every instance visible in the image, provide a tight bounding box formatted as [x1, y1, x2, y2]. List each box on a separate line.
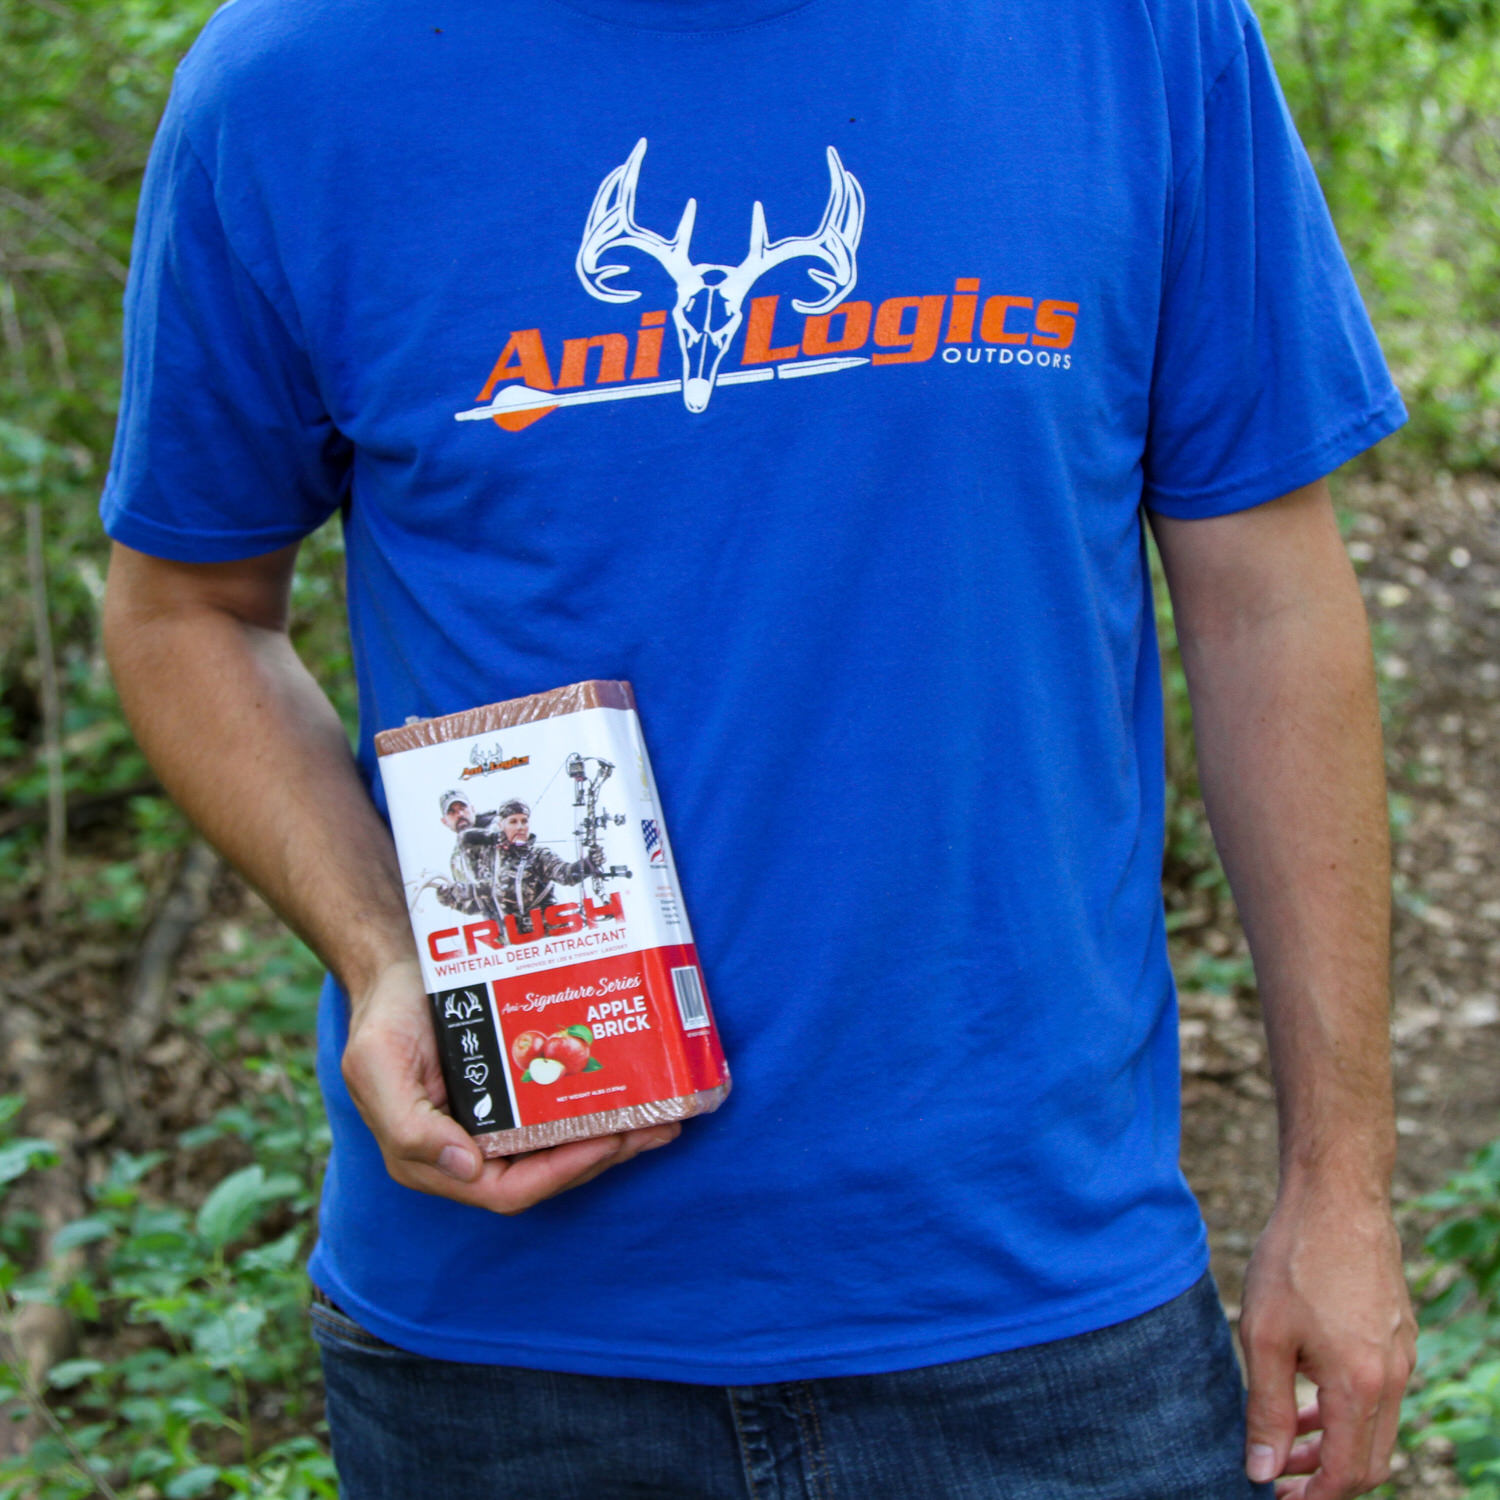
[1, 0, 1498, 1495]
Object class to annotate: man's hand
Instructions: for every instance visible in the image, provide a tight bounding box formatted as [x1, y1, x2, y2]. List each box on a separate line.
[342, 957, 680, 1213]
[1240, 1183, 1415, 1497]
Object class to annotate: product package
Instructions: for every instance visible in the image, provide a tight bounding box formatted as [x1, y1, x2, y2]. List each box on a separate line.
[375, 681, 730, 1156]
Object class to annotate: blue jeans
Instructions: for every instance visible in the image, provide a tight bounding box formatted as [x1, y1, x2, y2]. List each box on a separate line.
[312, 1271, 1273, 1499]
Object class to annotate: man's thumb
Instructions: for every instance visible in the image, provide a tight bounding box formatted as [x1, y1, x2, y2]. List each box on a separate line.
[407, 1101, 481, 1182]
[1242, 1330, 1297, 1484]
[436, 1142, 480, 1182]
[371, 1084, 481, 1185]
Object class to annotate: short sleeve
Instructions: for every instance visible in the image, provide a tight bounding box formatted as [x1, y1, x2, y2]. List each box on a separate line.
[1143, 12, 1405, 518]
[100, 92, 349, 561]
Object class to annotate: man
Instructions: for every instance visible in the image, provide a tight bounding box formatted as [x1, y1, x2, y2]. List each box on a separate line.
[440, 796, 604, 931]
[434, 790, 502, 919]
[439, 790, 477, 836]
[100, 0, 1414, 1494]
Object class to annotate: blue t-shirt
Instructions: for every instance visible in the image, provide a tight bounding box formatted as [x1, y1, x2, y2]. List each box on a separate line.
[103, 0, 1403, 1381]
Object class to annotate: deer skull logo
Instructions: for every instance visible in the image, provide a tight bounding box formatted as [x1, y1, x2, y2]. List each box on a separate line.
[576, 139, 865, 412]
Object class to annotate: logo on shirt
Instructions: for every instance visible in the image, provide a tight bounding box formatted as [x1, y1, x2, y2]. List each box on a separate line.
[576, 138, 863, 413]
[455, 139, 1077, 433]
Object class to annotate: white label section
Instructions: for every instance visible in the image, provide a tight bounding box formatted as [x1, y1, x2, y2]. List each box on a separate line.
[379, 703, 694, 995]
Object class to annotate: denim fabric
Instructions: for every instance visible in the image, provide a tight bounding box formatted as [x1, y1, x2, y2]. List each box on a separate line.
[312, 1272, 1273, 1499]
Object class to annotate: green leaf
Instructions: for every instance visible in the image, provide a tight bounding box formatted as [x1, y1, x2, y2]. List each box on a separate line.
[0, 1137, 59, 1185]
[46, 1358, 105, 1389]
[166, 1466, 222, 1499]
[583, 1057, 604, 1072]
[64, 1279, 100, 1320]
[237, 1228, 302, 1274]
[166, 1394, 228, 1423]
[191, 1301, 268, 1369]
[562, 1024, 594, 1043]
[195, 1165, 296, 1249]
[521, 1067, 533, 1082]
[130, 1448, 175, 1481]
[95, 1149, 167, 1205]
[51, 1216, 114, 1252]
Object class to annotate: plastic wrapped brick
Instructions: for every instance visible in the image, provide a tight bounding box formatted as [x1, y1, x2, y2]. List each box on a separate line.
[375, 681, 730, 1156]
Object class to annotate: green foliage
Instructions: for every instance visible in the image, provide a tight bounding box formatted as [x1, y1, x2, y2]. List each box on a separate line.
[1403, 1139, 1500, 1496]
[1257, 0, 1500, 467]
[0, 0, 214, 770]
[0, 936, 337, 1499]
[0, 0, 352, 911]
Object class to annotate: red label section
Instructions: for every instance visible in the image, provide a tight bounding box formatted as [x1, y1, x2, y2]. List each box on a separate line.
[491, 944, 727, 1127]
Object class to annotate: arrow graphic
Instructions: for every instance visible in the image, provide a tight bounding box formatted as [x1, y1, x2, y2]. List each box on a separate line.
[773, 356, 869, 380]
[454, 356, 868, 423]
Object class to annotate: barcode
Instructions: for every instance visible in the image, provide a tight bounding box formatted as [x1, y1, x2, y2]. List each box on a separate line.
[671, 965, 709, 1030]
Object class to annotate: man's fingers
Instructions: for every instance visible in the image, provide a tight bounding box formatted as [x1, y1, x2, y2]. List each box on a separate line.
[1368, 1329, 1415, 1489]
[1279, 1435, 1322, 1476]
[1268, 1361, 1407, 1499]
[482, 1133, 634, 1212]
[1295, 1400, 1323, 1437]
[1367, 1374, 1404, 1489]
[1298, 1376, 1381, 1500]
[1243, 1325, 1299, 1484]
[391, 1133, 626, 1210]
[452, 1124, 682, 1215]
[1270, 1405, 1327, 1489]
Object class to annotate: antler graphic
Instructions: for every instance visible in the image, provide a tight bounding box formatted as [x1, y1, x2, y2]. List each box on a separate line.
[720, 147, 865, 314]
[576, 138, 697, 302]
[574, 139, 865, 412]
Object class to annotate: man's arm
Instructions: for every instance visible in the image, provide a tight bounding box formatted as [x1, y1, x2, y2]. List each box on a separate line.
[102, 540, 678, 1212]
[1150, 480, 1416, 1500]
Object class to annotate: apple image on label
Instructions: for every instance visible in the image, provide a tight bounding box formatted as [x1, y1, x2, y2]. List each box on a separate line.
[544, 1032, 591, 1076]
[527, 1056, 565, 1085]
[511, 1030, 550, 1070]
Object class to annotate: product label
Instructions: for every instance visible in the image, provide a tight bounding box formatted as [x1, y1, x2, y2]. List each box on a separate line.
[378, 695, 727, 1136]
[493, 945, 726, 1126]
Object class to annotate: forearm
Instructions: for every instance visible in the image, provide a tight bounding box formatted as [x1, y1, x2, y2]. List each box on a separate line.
[1161, 492, 1395, 1201]
[103, 545, 411, 1000]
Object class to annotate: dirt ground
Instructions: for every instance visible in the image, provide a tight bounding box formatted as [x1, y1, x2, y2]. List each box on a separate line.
[1, 468, 1495, 1492]
[1180, 469, 1500, 1498]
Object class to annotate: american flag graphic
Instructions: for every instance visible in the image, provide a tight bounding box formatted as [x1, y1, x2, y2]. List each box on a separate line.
[641, 818, 666, 865]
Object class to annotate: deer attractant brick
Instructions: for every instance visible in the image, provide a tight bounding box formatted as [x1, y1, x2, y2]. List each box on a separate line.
[375, 681, 730, 1157]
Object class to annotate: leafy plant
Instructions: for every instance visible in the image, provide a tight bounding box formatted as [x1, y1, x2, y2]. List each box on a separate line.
[1402, 1139, 1500, 1497]
[1257, 0, 1500, 468]
[0, 938, 336, 1498]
